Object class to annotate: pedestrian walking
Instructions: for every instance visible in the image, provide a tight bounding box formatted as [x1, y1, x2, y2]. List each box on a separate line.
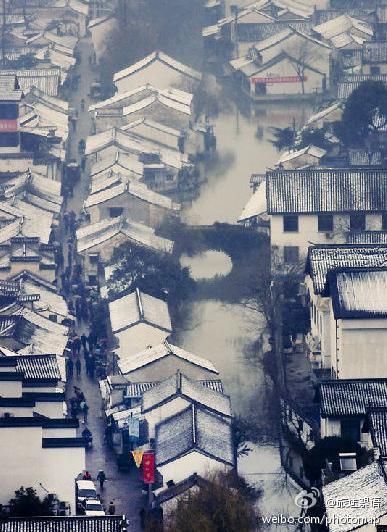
[73, 337, 81, 356]
[108, 501, 115, 515]
[81, 334, 87, 351]
[88, 333, 95, 351]
[83, 470, 92, 481]
[97, 470, 106, 490]
[80, 99, 85, 112]
[75, 358, 81, 377]
[67, 358, 74, 379]
[82, 402, 89, 423]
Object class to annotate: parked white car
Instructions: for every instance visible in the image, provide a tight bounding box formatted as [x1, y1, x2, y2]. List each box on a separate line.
[85, 499, 105, 516]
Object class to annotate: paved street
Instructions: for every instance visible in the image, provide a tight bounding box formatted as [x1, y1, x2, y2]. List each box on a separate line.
[61, 33, 143, 531]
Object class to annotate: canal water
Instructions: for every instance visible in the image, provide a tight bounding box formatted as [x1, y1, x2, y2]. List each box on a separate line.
[97, 5, 314, 523]
[178, 95, 313, 521]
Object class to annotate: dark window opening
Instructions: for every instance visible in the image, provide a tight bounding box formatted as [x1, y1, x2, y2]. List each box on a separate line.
[340, 418, 360, 442]
[350, 213, 365, 231]
[283, 215, 299, 232]
[318, 214, 333, 232]
[284, 246, 299, 264]
[109, 207, 123, 218]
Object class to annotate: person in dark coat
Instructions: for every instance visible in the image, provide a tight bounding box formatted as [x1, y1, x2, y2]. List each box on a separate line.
[108, 501, 115, 515]
[73, 337, 81, 355]
[76, 358, 81, 377]
[67, 358, 74, 379]
[81, 334, 87, 350]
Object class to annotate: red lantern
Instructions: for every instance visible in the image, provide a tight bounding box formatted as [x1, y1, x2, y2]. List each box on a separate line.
[143, 451, 155, 484]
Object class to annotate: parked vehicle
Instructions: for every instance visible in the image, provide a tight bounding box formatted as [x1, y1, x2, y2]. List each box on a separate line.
[75, 480, 97, 514]
[85, 499, 105, 516]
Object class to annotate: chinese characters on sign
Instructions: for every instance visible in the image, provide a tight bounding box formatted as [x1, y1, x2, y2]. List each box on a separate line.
[143, 451, 155, 484]
[252, 76, 306, 84]
[0, 120, 17, 132]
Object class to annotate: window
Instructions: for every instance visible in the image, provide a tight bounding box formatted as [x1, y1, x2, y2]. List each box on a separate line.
[89, 254, 99, 265]
[284, 246, 299, 264]
[340, 418, 360, 442]
[283, 215, 299, 232]
[382, 213, 387, 231]
[350, 213, 365, 231]
[109, 207, 123, 218]
[339, 453, 357, 472]
[318, 214, 333, 232]
[88, 275, 98, 286]
[371, 66, 381, 75]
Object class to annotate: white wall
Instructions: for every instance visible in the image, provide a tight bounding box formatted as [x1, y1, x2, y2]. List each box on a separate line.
[0, 426, 85, 514]
[158, 451, 231, 487]
[335, 318, 387, 379]
[271, 213, 384, 265]
[41, 447, 85, 513]
[0, 406, 33, 416]
[0, 381, 23, 398]
[35, 401, 66, 418]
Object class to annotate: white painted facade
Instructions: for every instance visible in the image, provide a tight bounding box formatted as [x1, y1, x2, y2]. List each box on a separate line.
[306, 276, 387, 379]
[271, 212, 384, 268]
[0, 425, 84, 513]
[158, 451, 231, 488]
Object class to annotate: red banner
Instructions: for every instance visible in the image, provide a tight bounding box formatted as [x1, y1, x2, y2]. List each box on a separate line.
[0, 119, 17, 132]
[252, 76, 306, 84]
[143, 452, 155, 484]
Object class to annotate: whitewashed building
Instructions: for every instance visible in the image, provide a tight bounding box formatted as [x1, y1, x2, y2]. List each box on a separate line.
[155, 404, 235, 487]
[109, 288, 172, 361]
[117, 340, 220, 382]
[305, 245, 387, 376]
[113, 51, 202, 94]
[142, 372, 231, 437]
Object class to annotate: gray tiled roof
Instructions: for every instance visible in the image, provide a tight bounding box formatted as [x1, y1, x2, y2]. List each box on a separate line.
[338, 74, 387, 99]
[16, 354, 61, 380]
[369, 408, 387, 457]
[331, 269, 387, 318]
[322, 462, 387, 532]
[0, 516, 126, 531]
[320, 380, 387, 417]
[0, 75, 22, 101]
[155, 404, 235, 467]
[306, 245, 387, 295]
[266, 168, 387, 214]
[142, 373, 231, 416]
[363, 42, 387, 63]
[346, 232, 387, 244]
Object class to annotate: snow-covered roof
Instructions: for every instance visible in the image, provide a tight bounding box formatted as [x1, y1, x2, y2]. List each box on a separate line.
[277, 145, 326, 164]
[142, 372, 231, 417]
[76, 216, 174, 254]
[330, 269, 387, 319]
[84, 179, 180, 212]
[113, 51, 201, 84]
[89, 84, 193, 112]
[109, 288, 172, 334]
[238, 181, 267, 222]
[85, 128, 188, 170]
[155, 404, 235, 467]
[122, 93, 191, 117]
[323, 462, 387, 532]
[118, 340, 218, 376]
